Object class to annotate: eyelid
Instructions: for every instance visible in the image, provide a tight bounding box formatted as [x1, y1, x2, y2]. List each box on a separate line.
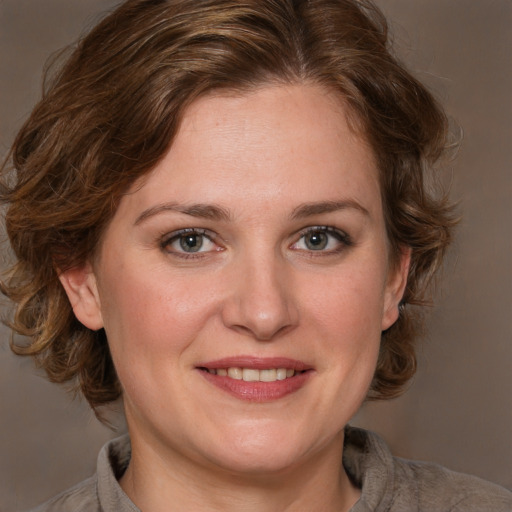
[161, 227, 214, 243]
[296, 225, 350, 240]
[291, 225, 352, 252]
[160, 228, 223, 256]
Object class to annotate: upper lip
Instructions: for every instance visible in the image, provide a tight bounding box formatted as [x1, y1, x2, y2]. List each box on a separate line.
[197, 356, 312, 372]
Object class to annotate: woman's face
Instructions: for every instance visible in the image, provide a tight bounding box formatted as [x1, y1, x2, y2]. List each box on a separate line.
[63, 84, 408, 475]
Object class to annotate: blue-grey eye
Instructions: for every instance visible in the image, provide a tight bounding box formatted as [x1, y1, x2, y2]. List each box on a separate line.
[304, 231, 328, 250]
[292, 227, 350, 253]
[179, 233, 204, 252]
[163, 229, 218, 255]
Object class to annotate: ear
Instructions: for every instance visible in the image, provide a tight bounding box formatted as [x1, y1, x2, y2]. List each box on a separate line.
[58, 263, 104, 331]
[381, 247, 411, 331]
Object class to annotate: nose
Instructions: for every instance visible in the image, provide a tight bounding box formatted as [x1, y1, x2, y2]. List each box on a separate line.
[221, 254, 299, 341]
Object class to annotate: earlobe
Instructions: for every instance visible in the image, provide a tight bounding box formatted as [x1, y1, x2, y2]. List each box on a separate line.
[58, 263, 104, 331]
[382, 247, 411, 331]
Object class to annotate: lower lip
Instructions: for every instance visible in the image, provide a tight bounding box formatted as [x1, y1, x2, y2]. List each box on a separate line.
[198, 370, 313, 402]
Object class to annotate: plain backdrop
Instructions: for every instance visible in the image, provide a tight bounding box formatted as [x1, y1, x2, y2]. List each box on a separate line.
[1, 1, 511, 510]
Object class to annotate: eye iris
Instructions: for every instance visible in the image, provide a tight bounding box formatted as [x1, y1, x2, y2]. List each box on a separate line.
[179, 234, 203, 252]
[305, 231, 328, 250]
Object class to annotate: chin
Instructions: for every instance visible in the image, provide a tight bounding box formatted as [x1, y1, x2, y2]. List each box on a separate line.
[198, 420, 335, 476]
[209, 445, 307, 477]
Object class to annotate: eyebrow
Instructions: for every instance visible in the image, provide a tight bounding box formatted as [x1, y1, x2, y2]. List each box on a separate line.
[135, 202, 232, 225]
[135, 199, 369, 225]
[290, 200, 369, 220]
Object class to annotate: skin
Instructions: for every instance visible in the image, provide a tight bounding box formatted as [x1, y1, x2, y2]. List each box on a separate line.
[61, 84, 410, 512]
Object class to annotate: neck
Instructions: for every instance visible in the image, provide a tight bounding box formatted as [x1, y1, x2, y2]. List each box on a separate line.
[120, 428, 360, 512]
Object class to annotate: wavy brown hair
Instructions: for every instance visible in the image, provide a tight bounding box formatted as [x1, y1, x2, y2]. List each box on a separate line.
[1, 0, 456, 411]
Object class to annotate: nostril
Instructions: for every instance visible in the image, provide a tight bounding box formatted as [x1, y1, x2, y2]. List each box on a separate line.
[228, 321, 295, 342]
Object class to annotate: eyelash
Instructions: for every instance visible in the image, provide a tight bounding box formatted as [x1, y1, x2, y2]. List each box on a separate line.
[160, 228, 222, 259]
[291, 226, 353, 255]
[159, 226, 353, 260]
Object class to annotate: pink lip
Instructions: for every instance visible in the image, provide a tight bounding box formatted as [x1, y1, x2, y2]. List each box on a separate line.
[196, 356, 313, 402]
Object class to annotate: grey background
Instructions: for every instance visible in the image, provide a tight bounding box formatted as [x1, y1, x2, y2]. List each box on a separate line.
[0, 1, 510, 510]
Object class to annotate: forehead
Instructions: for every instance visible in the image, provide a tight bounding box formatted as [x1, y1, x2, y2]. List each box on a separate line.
[121, 84, 381, 221]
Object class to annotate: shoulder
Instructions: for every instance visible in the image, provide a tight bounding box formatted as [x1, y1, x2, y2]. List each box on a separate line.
[393, 456, 512, 512]
[344, 426, 512, 512]
[26, 434, 136, 512]
[27, 476, 100, 512]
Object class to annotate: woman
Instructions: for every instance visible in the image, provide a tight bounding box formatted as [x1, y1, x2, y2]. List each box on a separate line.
[1, 0, 510, 510]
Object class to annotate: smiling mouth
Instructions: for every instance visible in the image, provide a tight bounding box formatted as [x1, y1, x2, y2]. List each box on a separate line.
[197, 357, 313, 401]
[199, 367, 300, 382]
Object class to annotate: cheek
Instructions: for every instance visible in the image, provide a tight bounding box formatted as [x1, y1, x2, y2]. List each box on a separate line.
[96, 264, 219, 375]
[308, 264, 388, 334]
[302, 262, 386, 380]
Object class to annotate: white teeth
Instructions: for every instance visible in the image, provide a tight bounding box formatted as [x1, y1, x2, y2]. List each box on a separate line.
[260, 369, 277, 382]
[227, 367, 243, 380]
[208, 367, 297, 382]
[276, 368, 287, 380]
[242, 369, 259, 382]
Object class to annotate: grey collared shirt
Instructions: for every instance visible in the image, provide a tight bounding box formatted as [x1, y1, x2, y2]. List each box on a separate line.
[30, 427, 512, 512]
